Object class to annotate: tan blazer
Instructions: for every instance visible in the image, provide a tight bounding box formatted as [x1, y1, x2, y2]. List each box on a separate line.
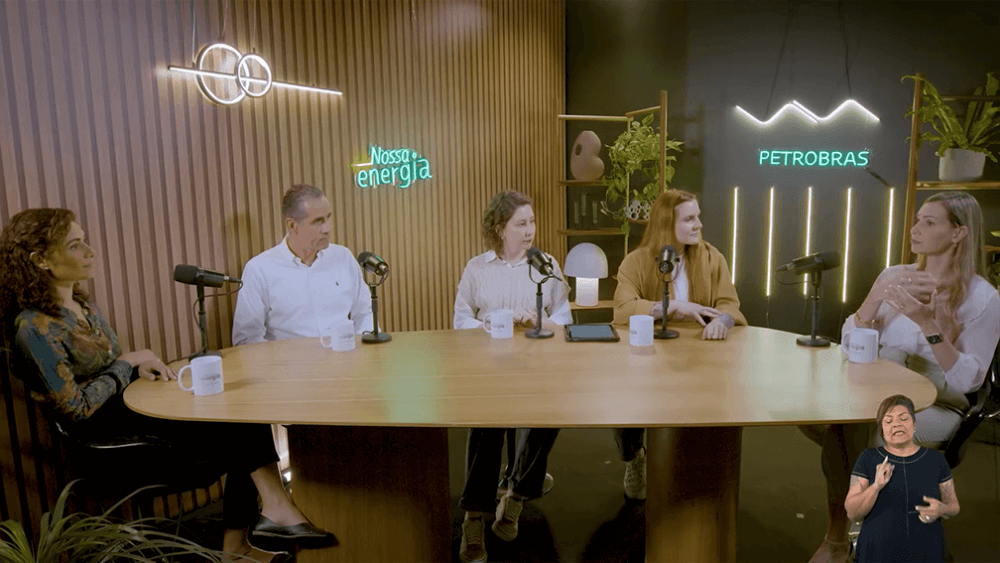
[613, 240, 746, 326]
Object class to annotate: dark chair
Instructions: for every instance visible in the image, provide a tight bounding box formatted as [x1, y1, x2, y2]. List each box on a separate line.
[942, 343, 1000, 468]
[52, 417, 226, 518]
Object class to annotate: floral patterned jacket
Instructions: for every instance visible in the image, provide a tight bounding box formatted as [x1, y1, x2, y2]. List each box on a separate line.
[13, 304, 132, 424]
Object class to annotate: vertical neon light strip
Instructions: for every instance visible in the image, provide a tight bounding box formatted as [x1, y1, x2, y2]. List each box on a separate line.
[842, 187, 853, 303]
[885, 188, 895, 268]
[803, 186, 813, 295]
[731, 187, 739, 284]
[766, 187, 776, 297]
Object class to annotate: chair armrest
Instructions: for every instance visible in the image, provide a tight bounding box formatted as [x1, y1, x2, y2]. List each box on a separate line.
[54, 420, 170, 451]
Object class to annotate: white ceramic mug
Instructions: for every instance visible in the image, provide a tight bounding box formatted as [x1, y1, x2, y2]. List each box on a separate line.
[321, 319, 357, 352]
[847, 327, 879, 363]
[629, 314, 654, 347]
[177, 356, 224, 396]
[482, 309, 514, 339]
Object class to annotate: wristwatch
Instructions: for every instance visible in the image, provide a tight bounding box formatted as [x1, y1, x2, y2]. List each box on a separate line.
[926, 334, 943, 345]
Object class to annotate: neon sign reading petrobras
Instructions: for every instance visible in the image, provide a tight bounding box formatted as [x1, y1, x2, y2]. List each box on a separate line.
[758, 149, 870, 167]
[353, 146, 433, 189]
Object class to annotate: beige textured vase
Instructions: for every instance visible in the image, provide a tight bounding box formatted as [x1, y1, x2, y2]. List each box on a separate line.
[570, 130, 605, 181]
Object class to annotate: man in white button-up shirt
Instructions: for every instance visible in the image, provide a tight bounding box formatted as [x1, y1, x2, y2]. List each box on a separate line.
[232, 184, 373, 345]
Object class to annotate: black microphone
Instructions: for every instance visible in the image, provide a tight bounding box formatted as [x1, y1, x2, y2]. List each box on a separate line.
[658, 245, 678, 274]
[357, 251, 390, 276]
[776, 251, 841, 274]
[173, 264, 241, 288]
[527, 247, 557, 278]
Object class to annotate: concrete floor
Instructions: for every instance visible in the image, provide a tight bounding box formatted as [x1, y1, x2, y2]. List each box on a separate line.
[448, 422, 1000, 562]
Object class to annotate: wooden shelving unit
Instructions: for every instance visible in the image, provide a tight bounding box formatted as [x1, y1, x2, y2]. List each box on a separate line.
[559, 90, 672, 257]
[901, 72, 1000, 263]
[916, 181, 1000, 191]
[569, 299, 615, 311]
[557, 228, 624, 236]
[558, 179, 608, 187]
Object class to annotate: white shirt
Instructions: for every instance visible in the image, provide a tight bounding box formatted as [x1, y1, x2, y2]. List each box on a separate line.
[842, 264, 1000, 409]
[232, 237, 374, 345]
[672, 256, 689, 302]
[454, 250, 572, 329]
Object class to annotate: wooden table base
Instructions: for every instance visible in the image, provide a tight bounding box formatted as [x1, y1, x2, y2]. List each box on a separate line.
[287, 426, 451, 563]
[647, 427, 743, 562]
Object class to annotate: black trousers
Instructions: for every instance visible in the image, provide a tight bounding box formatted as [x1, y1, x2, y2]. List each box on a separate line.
[459, 428, 559, 514]
[614, 427, 645, 462]
[73, 394, 279, 530]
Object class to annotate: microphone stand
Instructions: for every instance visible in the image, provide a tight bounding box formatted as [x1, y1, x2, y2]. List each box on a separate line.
[654, 271, 679, 340]
[362, 270, 392, 344]
[191, 283, 221, 359]
[526, 268, 555, 339]
[796, 268, 831, 347]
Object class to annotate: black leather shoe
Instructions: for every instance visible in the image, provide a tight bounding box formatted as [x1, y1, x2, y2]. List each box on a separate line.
[270, 552, 294, 563]
[253, 515, 331, 540]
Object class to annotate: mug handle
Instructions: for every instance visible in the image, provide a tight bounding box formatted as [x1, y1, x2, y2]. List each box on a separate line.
[319, 333, 333, 348]
[177, 365, 194, 392]
[482, 313, 492, 333]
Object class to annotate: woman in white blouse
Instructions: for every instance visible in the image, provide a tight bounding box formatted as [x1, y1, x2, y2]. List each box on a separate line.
[454, 191, 570, 563]
[805, 191, 1000, 563]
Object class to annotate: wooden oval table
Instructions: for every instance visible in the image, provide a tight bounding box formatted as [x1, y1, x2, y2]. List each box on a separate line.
[125, 325, 937, 562]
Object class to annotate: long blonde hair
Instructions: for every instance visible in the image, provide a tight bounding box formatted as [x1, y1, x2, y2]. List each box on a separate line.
[639, 189, 712, 305]
[915, 191, 986, 333]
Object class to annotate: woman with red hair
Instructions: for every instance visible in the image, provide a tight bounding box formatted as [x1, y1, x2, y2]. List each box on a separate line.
[612, 189, 746, 499]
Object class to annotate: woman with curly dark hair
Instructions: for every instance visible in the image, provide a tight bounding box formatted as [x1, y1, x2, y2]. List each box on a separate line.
[0, 208, 330, 563]
[452, 191, 570, 563]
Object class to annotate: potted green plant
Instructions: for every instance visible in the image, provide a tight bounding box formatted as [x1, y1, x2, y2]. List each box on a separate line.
[601, 113, 683, 237]
[903, 72, 999, 182]
[0, 481, 229, 562]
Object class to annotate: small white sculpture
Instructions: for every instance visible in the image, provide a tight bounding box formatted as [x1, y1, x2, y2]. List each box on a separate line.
[624, 199, 651, 221]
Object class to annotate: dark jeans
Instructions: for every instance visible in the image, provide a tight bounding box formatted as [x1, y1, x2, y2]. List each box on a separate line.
[74, 394, 279, 530]
[614, 428, 645, 462]
[459, 428, 559, 513]
[800, 423, 873, 507]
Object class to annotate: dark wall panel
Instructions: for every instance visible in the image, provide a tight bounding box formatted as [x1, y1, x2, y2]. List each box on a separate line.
[566, 0, 999, 339]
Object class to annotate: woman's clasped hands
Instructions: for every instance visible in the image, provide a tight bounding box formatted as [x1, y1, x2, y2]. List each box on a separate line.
[651, 300, 728, 340]
[881, 270, 937, 303]
[513, 308, 541, 328]
[672, 301, 729, 340]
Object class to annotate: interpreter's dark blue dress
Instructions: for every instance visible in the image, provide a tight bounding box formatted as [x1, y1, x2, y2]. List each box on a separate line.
[852, 446, 951, 563]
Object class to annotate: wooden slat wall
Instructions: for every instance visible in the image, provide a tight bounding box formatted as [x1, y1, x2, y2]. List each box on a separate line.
[1, 0, 563, 528]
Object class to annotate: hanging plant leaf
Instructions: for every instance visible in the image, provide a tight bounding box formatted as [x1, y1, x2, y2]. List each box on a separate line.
[903, 73, 1000, 162]
[602, 114, 683, 235]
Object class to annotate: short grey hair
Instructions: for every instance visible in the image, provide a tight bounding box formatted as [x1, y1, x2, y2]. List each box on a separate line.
[282, 184, 325, 222]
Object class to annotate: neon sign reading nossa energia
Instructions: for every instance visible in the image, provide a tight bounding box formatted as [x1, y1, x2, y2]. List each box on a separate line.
[354, 146, 433, 189]
[759, 149, 870, 167]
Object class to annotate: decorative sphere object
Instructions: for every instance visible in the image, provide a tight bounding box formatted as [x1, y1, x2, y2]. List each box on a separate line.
[626, 199, 642, 220]
[570, 130, 604, 181]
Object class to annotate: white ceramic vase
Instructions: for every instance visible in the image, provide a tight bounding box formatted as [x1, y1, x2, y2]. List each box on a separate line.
[570, 131, 605, 181]
[938, 148, 986, 182]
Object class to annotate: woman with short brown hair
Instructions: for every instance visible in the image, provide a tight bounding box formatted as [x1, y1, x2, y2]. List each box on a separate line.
[453, 191, 569, 563]
[845, 394, 959, 562]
